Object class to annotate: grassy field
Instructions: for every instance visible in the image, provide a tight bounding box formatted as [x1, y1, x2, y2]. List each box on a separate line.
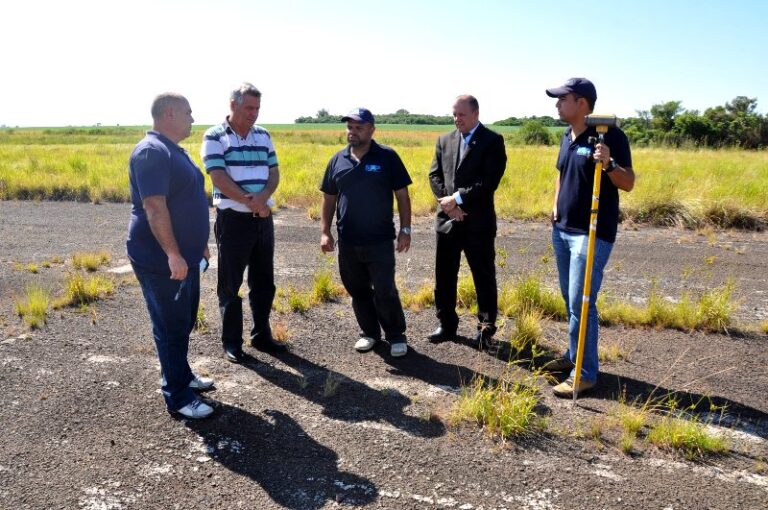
[1, 126, 766, 226]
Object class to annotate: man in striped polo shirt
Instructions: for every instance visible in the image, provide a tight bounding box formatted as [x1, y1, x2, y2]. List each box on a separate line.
[201, 82, 285, 364]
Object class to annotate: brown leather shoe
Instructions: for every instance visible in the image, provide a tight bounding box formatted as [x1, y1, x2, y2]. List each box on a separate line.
[552, 377, 596, 398]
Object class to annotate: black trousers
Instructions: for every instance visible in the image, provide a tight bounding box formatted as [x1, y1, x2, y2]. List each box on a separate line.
[214, 208, 275, 350]
[434, 227, 497, 335]
[338, 240, 407, 343]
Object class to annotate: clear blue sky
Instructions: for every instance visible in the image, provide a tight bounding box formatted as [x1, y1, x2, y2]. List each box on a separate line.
[2, 0, 766, 126]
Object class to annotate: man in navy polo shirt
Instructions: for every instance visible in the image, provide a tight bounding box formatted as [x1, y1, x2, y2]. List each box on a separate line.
[127, 93, 214, 419]
[544, 78, 636, 397]
[319, 108, 413, 357]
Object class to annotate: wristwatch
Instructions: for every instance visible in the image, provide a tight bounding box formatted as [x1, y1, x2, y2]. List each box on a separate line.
[400, 226, 412, 235]
[604, 158, 617, 173]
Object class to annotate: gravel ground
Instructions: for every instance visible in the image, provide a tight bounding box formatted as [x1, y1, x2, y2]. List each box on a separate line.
[1, 201, 767, 509]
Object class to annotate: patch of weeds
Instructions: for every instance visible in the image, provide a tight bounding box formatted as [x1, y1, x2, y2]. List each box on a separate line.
[761, 321, 768, 335]
[599, 281, 736, 334]
[288, 287, 311, 313]
[647, 414, 729, 459]
[41, 261, 52, 268]
[72, 250, 111, 271]
[14, 286, 50, 329]
[451, 374, 546, 440]
[609, 401, 649, 437]
[322, 372, 341, 398]
[589, 417, 605, 442]
[619, 431, 635, 455]
[508, 309, 543, 354]
[456, 273, 477, 312]
[298, 375, 310, 389]
[498, 274, 565, 320]
[272, 321, 290, 342]
[50, 256, 64, 264]
[496, 247, 508, 269]
[25, 263, 39, 274]
[194, 304, 208, 332]
[53, 273, 114, 308]
[311, 268, 344, 304]
[598, 341, 628, 363]
[401, 281, 434, 311]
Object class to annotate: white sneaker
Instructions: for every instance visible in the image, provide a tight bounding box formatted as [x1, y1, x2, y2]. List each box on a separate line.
[175, 399, 214, 419]
[390, 342, 408, 358]
[189, 375, 214, 391]
[354, 336, 377, 352]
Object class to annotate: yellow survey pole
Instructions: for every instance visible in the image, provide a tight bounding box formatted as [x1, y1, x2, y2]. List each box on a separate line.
[572, 114, 617, 401]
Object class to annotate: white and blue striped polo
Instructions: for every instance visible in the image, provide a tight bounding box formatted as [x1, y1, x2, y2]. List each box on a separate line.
[201, 119, 278, 212]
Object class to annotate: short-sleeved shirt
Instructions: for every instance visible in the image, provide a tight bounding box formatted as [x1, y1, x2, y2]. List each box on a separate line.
[201, 118, 278, 213]
[554, 126, 632, 243]
[127, 131, 210, 271]
[320, 140, 412, 246]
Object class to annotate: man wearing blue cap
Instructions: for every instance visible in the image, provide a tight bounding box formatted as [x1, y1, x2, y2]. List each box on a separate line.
[320, 108, 413, 357]
[544, 78, 635, 397]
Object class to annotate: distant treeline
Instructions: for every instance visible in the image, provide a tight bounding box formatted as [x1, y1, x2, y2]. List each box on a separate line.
[296, 96, 768, 149]
[295, 109, 453, 125]
[620, 96, 768, 149]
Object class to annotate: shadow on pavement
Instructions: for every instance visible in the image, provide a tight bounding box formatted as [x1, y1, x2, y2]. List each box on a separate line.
[186, 404, 377, 508]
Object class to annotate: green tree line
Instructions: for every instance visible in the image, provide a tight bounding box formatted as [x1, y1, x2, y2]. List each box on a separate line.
[295, 108, 452, 125]
[622, 96, 768, 149]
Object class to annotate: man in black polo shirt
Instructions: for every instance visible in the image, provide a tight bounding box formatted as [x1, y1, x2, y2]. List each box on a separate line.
[320, 108, 412, 358]
[544, 78, 636, 397]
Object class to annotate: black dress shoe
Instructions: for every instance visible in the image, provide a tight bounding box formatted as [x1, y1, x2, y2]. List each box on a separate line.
[224, 348, 247, 364]
[474, 328, 499, 350]
[250, 333, 288, 353]
[428, 326, 456, 343]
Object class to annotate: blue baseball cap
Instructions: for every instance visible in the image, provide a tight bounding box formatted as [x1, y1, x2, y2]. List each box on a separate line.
[341, 107, 375, 124]
[546, 78, 597, 102]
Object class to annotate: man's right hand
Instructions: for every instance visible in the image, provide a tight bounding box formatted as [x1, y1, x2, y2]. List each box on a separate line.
[168, 253, 188, 280]
[320, 233, 335, 252]
[447, 206, 466, 222]
[243, 193, 271, 216]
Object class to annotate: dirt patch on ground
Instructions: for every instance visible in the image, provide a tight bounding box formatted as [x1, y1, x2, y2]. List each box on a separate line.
[1, 201, 767, 509]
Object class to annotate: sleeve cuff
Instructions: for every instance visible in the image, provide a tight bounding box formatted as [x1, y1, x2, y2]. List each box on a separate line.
[452, 191, 463, 205]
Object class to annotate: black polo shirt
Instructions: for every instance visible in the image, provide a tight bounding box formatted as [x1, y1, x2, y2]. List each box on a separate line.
[320, 140, 412, 246]
[554, 126, 632, 243]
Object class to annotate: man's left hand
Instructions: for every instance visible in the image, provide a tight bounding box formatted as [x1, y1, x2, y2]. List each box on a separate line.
[396, 232, 411, 253]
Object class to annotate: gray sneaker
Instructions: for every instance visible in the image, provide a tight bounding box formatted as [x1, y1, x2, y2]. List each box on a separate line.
[175, 399, 214, 419]
[390, 342, 408, 358]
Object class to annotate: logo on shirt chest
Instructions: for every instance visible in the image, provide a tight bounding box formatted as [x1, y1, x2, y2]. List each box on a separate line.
[364, 164, 382, 173]
[576, 146, 593, 158]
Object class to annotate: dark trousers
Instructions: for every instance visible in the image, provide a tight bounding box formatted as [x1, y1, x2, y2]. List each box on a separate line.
[132, 262, 198, 411]
[214, 208, 275, 350]
[338, 240, 407, 343]
[434, 228, 497, 335]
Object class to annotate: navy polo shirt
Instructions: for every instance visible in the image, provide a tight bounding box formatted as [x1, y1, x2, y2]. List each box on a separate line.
[127, 131, 210, 271]
[554, 126, 632, 243]
[320, 140, 412, 246]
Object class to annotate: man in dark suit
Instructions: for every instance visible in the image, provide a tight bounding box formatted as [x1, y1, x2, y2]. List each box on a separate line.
[428, 95, 507, 348]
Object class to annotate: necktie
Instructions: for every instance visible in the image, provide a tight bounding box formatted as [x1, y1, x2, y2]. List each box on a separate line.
[459, 132, 470, 159]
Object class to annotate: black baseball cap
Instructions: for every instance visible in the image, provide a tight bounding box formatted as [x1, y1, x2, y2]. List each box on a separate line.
[546, 78, 597, 102]
[341, 107, 375, 124]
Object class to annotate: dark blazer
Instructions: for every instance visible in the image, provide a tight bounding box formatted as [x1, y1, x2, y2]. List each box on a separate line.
[429, 123, 507, 235]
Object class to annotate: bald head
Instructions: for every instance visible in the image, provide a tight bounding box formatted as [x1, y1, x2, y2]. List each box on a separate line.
[455, 94, 479, 113]
[453, 95, 480, 134]
[151, 93, 188, 121]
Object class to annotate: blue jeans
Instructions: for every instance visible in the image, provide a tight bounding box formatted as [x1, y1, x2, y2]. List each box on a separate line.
[132, 262, 199, 411]
[338, 240, 407, 343]
[551, 228, 613, 384]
